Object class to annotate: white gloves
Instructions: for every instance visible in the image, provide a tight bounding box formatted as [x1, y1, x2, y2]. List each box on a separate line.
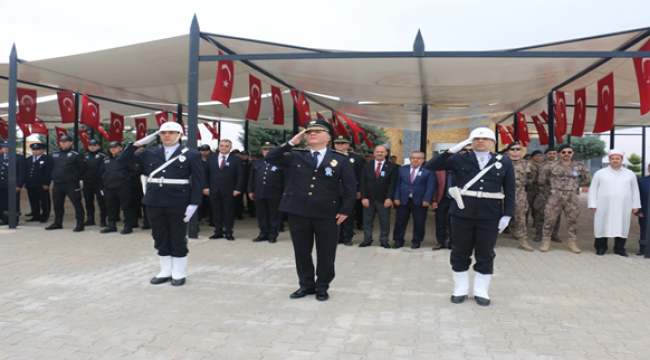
[137, 130, 160, 145]
[183, 205, 198, 223]
[449, 139, 472, 153]
[498, 216, 511, 234]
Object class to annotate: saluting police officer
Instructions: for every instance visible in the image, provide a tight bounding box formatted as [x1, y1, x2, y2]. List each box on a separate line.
[265, 120, 356, 302]
[332, 135, 364, 246]
[100, 141, 135, 235]
[45, 135, 87, 232]
[24, 143, 51, 223]
[117, 122, 204, 286]
[425, 128, 515, 306]
[0, 142, 25, 225]
[82, 139, 107, 227]
[249, 141, 285, 244]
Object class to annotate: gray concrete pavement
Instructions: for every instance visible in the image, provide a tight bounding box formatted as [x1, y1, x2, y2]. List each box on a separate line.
[1, 193, 649, 359]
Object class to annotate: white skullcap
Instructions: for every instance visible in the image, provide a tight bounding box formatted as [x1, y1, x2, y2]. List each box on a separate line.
[607, 149, 625, 157]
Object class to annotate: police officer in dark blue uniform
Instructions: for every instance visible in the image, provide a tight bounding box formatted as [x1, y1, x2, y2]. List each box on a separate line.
[100, 141, 135, 235]
[248, 141, 285, 244]
[24, 142, 51, 223]
[332, 135, 365, 246]
[0, 142, 25, 225]
[118, 122, 204, 286]
[45, 135, 87, 232]
[82, 139, 107, 227]
[425, 128, 515, 306]
[265, 120, 356, 301]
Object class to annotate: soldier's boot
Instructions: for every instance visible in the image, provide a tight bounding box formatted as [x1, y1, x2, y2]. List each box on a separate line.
[72, 219, 85, 232]
[551, 236, 562, 243]
[171, 256, 188, 286]
[567, 237, 581, 254]
[540, 236, 552, 252]
[517, 237, 534, 252]
[473, 273, 491, 306]
[450, 271, 469, 304]
[99, 216, 107, 228]
[45, 218, 63, 230]
[83, 217, 95, 226]
[150, 256, 172, 285]
[100, 222, 118, 234]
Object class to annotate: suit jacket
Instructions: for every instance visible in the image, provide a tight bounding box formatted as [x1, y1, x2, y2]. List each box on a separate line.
[359, 160, 398, 202]
[205, 153, 245, 196]
[394, 165, 436, 204]
[638, 176, 650, 218]
[24, 154, 51, 188]
[117, 143, 205, 207]
[248, 159, 285, 199]
[424, 151, 515, 220]
[0, 154, 25, 189]
[348, 152, 365, 191]
[265, 143, 356, 218]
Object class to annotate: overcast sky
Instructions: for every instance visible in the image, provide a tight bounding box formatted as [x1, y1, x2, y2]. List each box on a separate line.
[2, 0, 650, 150]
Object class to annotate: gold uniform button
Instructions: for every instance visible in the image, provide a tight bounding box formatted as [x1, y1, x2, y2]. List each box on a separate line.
[312, 177, 316, 180]
[310, 184, 314, 188]
[314, 170, 318, 173]
[308, 192, 313, 196]
[263, 182, 266, 184]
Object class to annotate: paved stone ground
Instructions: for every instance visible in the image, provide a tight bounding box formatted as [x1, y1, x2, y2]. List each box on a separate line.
[1, 193, 649, 359]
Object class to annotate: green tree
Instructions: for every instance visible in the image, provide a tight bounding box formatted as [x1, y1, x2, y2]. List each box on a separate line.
[627, 153, 643, 178]
[570, 135, 606, 161]
[239, 127, 290, 154]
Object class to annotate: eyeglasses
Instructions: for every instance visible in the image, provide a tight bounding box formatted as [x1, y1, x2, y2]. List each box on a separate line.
[561, 151, 573, 154]
[508, 148, 522, 151]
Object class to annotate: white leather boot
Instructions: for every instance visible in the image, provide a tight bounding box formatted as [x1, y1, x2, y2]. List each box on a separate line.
[150, 256, 172, 285]
[450, 271, 469, 304]
[473, 273, 492, 306]
[171, 256, 188, 286]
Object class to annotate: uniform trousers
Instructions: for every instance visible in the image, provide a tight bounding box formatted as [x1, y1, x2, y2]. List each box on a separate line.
[392, 198, 428, 245]
[362, 199, 392, 242]
[254, 197, 281, 237]
[435, 196, 453, 246]
[52, 182, 84, 221]
[338, 197, 355, 241]
[639, 218, 648, 246]
[82, 184, 106, 219]
[534, 192, 561, 239]
[0, 188, 21, 222]
[130, 185, 145, 223]
[354, 199, 363, 228]
[510, 188, 529, 239]
[147, 205, 188, 257]
[104, 187, 134, 226]
[450, 216, 499, 275]
[26, 187, 50, 220]
[543, 191, 580, 238]
[210, 193, 235, 235]
[288, 213, 338, 292]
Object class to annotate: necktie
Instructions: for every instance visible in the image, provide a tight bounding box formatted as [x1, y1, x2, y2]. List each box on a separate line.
[313, 151, 320, 168]
[220, 156, 226, 170]
[410, 168, 417, 184]
[375, 162, 382, 179]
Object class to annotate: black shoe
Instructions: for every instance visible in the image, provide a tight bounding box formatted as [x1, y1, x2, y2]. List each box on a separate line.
[252, 235, 269, 242]
[615, 250, 629, 257]
[392, 242, 403, 249]
[171, 278, 186, 286]
[290, 288, 316, 299]
[100, 218, 108, 228]
[551, 237, 562, 243]
[150, 276, 171, 285]
[73, 226, 85, 232]
[26, 217, 40, 222]
[432, 244, 447, 250]
[120, 227, 133, 235]
[344, 241, 353, 246]
[209, 233, 224, 240]
[236, 216, 244, 220]
[596, 248, 606, 256]
[278, 226, 285, 232]
[0, 220, 8, 226]
[25, 213, 33, 217]
[268, 237, 277, 244]
[451, 295, 468, 304]
[359, 240, 372, 247]
[45, 222, 63, 230]
[411, 243, 421, 249]
[100, 226, 118, 234]
[141, 224, 151, 230]
[355, 225, 363, 230]
[380, 242, 391, 249]
[83, 219, 95, 226]
[475, 296, 490, 306]
[39, 219, 48, 223]
[226, 235, 235, 241]
[315, 291, 329, 301]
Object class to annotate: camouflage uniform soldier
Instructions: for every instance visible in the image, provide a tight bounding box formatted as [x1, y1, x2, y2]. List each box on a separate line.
[539, 144, 590, 253]
[526, 150, 543, 223]
[533, 148, 561, 242]
[506, 142, 537, 251]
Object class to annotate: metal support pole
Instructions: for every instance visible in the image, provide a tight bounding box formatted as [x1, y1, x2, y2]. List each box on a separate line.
[495, 126, 500, 150]
[547, 93, 555, 148]
[7, 45, 18, 228]
[513, 112, 519, 141]
[420, 105, 427, 153]
[609, 126, 615, 149]
[22, 133, 26, 157]
[187, 15, 200, 239]
[73, 93, 80, 151]
[244, 120, 249, 151]
[292, 105, 299, 135]
[643, 126, 647, 177]
[217, 122, 221, 145]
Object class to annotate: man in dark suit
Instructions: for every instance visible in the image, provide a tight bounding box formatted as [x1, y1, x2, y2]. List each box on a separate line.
[248, 141, 285, 244]
[359, 145, 398, 248]
[82, 139, 107, 227]
[24, 142, 51, 223]
[118, 122, 205, 286]
[265, 120, 356, 302]
[332, 135, 364, 246]
[204, 139, 244, 240]
[425, 128, 515, 306]
[636, 163, 650, 256]
[0, 142, 25, 225]
[392, 151, 436, 249]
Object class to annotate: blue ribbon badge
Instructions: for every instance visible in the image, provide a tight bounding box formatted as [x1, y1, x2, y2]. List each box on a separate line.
[325, 167, 333, 177]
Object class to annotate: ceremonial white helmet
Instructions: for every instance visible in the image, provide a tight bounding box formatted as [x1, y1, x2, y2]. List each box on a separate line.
[159, 122, 184, 133]
[469, 127, 496, 141]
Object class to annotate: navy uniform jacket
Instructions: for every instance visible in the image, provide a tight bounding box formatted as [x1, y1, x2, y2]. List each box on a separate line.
[205, 153, 245, 195]
[360, 160, 399, 202]
[50, 149, 86, 183]
[24, 154, 51, 188]
[247, 159, 285, 199]
[393, 165, 437, 204]
[425, 151, 515, 220]
[265, 143, 356, 218]
[117, 144, 205, 207]
[82, 151, 107, 185]
[0, 154, 25, 189]
[348, 152, 365, 191]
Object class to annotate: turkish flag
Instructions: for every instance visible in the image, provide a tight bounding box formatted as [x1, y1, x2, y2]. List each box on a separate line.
[0, 119, 8, 139]
[516, 114, 531, 145]
[497, 124, 514, 144]
[329, 116, 350, 137]
[17, 88, 37, 124]
[108, 112, 124, 143]
[290, 89, 312, 127]
[211, 121, 220, 140]
[210, 50, 234, 107]
[81, 95, 100, 130]
[271, 86, 284, 125]
[633, 39, 650, 115]
[57, 92, 76, 123]
[78, 130, 90, 150]
[316, 112, 326, 121]
[506, 125, 516, 143]
[540, 111, 549, 124]
[32, 118, 49, 136]
[554, 91, 568, 135]
[359, 125, 379, 140]
[155, 112, 168, 127]
[531, 116, 549, 145]
[246, 75, 262, 120]
[135, 118, 147, 139]
[593, 73, 615, 133]
[336, 112, 373, 147]
[18, 123, 31, 137]
[54, 126, 69, 140]
[571, 88, 587, 137]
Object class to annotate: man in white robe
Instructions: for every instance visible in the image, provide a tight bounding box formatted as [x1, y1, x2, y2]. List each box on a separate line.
[588, 149, 641, 256]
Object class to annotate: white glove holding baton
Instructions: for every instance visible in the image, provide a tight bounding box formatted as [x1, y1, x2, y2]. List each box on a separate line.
[449, 139, 472, 153]
[135, 130, 160, 146]
[498, 216, 511, 233]
[183, 205, 199, 223]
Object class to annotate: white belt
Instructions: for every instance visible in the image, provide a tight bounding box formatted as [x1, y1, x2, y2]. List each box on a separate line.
[461, 190, 505, 199]
[146, 177, 190, 185]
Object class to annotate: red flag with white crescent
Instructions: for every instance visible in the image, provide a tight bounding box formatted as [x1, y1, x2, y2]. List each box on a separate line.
[54, 126, 69, 140]
[540, 111, 549, 124]
[330, 116, 350, 137]
[212, 121, 220, 139]
[571, 88, 587, 137]
[17, 88, 37, 124]
[245, 75, 262, 120]
[0, 119, 8, 139]
[316, 112, 325, 121]
[633, 39, 650, 115]
[290, 89, 312, 127]
[96, 125, 109, 140]
[210, 50, 235, 108]
[109, 112, 124, 143]
[31, 118, 49, 136]
[531, 116, 549, 145]
[554, 91, 567, 135]
[197, 127, 202, 141]
[593, 73, 615, 133]
[359, 125, 379, 140]
[271, 86, 284, 125]
[78, 129, 90, 150]
[57, 92, 76, 123]
[155, 112, 168, 127]
[496, 124, 514, 144]
[516, 114, 531, 144]
[135, 118, 147, 139]
[80, 95, 100, 130]
[506, 125, 516, 142]
[18, 123, 31, 137]
[336, 112, 373, 147]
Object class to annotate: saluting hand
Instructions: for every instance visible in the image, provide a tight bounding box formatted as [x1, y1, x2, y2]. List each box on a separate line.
[289, 130, 306, 145]
[336, 214, 347, 225]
